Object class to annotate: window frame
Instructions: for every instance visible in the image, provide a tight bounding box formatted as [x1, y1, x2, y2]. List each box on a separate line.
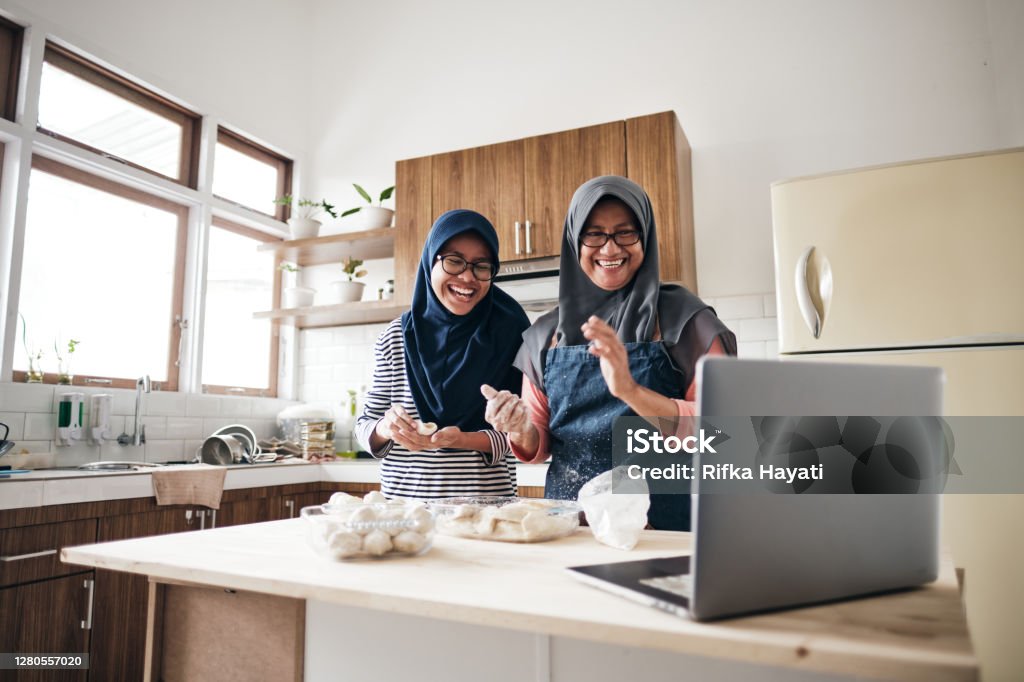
[11, 155, 189, 391]
[0, 16, 24, 122]
[37, 42, 201, 188]
[200, 216, 283, 397]
[214, 127, 293, 221]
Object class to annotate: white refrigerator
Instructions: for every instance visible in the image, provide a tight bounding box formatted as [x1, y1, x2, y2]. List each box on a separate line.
[771, 147, 1024, 680]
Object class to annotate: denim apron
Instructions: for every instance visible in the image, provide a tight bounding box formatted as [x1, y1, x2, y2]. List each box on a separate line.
[543, 341, 691, 531]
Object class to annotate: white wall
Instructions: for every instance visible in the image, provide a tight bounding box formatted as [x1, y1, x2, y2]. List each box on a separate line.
[303, 0, 1008, 299]
[987, 0, 1024, 145]
[3, 0, 310, 162]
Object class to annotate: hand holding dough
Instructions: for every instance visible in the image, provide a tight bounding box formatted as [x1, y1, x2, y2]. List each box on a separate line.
[481, 384, 530, 434]
[415, 421, 438, 436]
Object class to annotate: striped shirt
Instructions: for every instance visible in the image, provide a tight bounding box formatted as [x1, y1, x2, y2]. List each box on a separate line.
[354, 318, 516, 500]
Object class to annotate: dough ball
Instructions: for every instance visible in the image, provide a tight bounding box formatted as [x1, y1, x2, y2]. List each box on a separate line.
[347, 505, 379, 532]
[450, 504, 478, 520]
[404, 506, 435, 533]
[522, 511, 577, 541]
[474, 506, 500, 535]
[363, 490, 388, 504]
[328, 492, 361, 506]
[326, 530, 362, 559]
[310, 517, 335, 547]
[416, 421, 438, 436]
[439, 517, 477, 537]
[392, 530, 428, 554]
[492, 502, 532, 523]
[378, 507, 408, 536]
[492, 520, 526, 541]
[362, 529, 393, 556]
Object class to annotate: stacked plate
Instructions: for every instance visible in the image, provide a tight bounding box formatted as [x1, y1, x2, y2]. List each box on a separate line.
[301, 421, 336, 460]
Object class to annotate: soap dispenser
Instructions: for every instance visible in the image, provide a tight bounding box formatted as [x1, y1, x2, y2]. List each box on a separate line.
[56, 392, 84, 446]
[89, 394, 113, 445]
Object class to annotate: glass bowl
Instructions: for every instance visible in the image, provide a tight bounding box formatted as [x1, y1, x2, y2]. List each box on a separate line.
[428, 496, 580, 543]
[301, 501, 435, 560]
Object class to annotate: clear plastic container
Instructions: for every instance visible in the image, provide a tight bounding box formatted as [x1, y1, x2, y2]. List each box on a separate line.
[428, 496, 580, 543]
[302, 501, 435, 560]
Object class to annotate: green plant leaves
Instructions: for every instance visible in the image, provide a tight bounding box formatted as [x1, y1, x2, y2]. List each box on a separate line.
[341, 207, 361, 217]
[353, 183, 373, 204]
[379, 186, 395, 203]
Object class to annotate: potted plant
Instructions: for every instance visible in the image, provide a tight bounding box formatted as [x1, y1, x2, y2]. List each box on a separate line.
[55, 338, 81, 385]
[341, 184, 395, 230]
[279, 262, 316, 308]
[329, 257, 368, 304]
[19, 314, 44, 383]
[274, 195, 338, 240]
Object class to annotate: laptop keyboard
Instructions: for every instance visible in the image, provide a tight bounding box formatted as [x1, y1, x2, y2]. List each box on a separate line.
[640, 572, 693, 598]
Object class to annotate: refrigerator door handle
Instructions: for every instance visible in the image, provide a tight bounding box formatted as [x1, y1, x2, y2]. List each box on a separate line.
[795, 246, 832, 339]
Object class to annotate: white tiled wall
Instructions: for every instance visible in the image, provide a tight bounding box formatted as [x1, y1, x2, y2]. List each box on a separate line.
[294, 292, 779, 445]
[0, 383, 298, 468]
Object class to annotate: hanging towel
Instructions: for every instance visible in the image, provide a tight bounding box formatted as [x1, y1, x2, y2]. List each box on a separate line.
[152, 464, 227, 509]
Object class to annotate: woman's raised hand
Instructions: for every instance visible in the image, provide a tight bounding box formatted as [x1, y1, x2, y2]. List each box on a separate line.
[481, 384, 529, 434]
[581, 315, 639, 399]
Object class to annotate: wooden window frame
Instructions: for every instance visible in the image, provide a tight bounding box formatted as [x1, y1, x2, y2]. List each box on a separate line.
[11, 155, 188, 391]
[201, 216, 282, 398]
[0, 16, 24, 122]
[38, 42, 201, 188]
[215, 127, 293, 221]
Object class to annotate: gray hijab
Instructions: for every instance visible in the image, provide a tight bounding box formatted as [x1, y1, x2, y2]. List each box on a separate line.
[515, 175, 736, 391]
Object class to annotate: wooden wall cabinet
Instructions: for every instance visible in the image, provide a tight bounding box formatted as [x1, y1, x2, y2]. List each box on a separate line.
[394, 111, 695, 304]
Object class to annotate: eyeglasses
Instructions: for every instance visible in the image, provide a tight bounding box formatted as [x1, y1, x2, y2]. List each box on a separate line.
[435, 254, 497, 281]
[580, 230, 642, 248]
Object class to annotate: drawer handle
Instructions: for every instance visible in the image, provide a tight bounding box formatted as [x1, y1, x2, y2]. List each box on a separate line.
[525, 220, 532, 255]
[0, 548, 58, 562]
[81, 578, 95, 630]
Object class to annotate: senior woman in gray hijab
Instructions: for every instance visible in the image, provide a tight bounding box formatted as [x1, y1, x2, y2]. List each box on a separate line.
[481, 175, 736, 531]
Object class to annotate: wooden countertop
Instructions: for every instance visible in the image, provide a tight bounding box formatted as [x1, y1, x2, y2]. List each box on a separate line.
[62, 521, 976, 681]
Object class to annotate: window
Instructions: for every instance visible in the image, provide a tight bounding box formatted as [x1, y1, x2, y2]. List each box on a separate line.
[37, 43, 200, 186]
[201, 218, 281, 396]
[213, 127, 292, 220]
[14, 156, 187, 389]
[0, 17, 23, 121]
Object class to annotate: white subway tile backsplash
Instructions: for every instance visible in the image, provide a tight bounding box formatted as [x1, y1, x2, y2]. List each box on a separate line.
[145, 440, 185, 463]
[220, 396, 253, 418]
[165, 417, 205, 440]
[739, 317, 778, 342]
[765, 340, 779, 358]
[24, 412, 55, 440]
[147, 391, 188, 416]
[711, 295, 763, 320]
[304, 329, 335, 348]
[186, 395, 222, 417]
[319, 347, 349, 364]
[251, 398, 297, 419]
[737, 341, 767, 359]
[11, 440, 51, 454]
[300, 347, 321, 365]
[141, 416, 168, 441]
[763, 294, 778, 318]
[333, 327, 364, 345]
[0, 412, 25, 439]
[0, 383, 56, 412]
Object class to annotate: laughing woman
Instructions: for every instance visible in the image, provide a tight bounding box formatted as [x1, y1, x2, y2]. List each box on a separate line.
[482, 176, 736, 530]
[355, 209, 531, 499]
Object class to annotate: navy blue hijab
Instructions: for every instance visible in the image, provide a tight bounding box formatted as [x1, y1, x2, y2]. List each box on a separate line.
[401, 210, 530, 432]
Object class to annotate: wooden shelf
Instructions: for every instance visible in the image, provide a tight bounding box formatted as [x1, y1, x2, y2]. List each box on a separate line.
[254, 300, 407, 329]
[258, 227, 396, 266]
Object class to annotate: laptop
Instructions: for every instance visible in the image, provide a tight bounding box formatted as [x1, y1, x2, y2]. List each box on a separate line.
[567, 357, 944, 621]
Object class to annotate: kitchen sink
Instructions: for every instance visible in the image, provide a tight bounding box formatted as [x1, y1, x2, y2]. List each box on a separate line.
[76, 461, 164, 471]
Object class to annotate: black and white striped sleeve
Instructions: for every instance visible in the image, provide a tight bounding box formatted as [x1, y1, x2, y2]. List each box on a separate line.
[354, 319, 404, 458]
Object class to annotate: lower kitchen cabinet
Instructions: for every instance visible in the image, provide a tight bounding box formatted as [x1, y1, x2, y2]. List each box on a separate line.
[215, 497, 267, 527]
[89, 507, 200, 682]
[0, 572, 93, 682]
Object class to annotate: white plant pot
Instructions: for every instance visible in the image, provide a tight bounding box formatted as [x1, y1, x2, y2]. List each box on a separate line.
[328, 280, 366, 304]
[283, 286, 316, 309]
[288, 217, 322, 240]
[349, 207, 394, 230]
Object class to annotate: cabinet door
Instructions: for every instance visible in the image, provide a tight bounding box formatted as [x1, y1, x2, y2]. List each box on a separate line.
[0, 518, 96, 588]
[626, 111, 695, 288]
[523, 121, 626, 259]
[394, 155, 434, 304]
[432, 140, 525, 261]
[0, 573, 91, 682]
[89, 508, 197, 682]
[215, 498, 267, 528]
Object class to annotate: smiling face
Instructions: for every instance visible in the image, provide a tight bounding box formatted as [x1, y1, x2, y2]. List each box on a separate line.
[430, 232, 494, 315]
[578, 197, 644, 291]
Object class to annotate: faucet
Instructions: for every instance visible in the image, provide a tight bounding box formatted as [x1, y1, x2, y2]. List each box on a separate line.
[118, 375, 151, 446]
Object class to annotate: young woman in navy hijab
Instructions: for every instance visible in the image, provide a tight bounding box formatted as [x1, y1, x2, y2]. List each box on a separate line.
[354, 209, 531, 499]
[482, 177, 736, 530]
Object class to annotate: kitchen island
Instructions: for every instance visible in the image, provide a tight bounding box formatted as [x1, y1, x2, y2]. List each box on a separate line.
[61, 519, 976, 682]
